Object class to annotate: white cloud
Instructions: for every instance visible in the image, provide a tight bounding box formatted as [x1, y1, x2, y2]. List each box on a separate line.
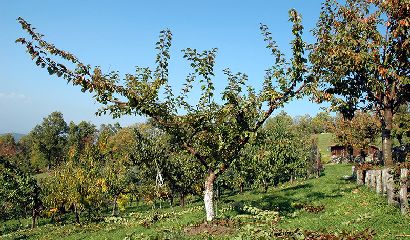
[0, 92, 30, 101]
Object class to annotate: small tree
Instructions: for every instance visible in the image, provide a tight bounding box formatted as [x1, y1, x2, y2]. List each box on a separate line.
[310, 0, 410, 165]
[17, 10, 308, 221]
[0, 157, 42, 228]
[42, 144, 107, 224]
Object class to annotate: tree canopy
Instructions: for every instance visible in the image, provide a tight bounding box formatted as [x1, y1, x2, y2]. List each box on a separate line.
[310, 0, 409, 165]
[17, 9, 309, 221]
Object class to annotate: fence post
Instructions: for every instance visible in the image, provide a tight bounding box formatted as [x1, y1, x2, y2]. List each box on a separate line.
[357, 169, 364, 185]
[352, 166, 356, 179]
[365, 170, 370, 187]
[400, 168, 408, 215]
[382, 168, 389, 194]
[386, 168, 398, 206]
[371, 170, 377, 190]
[376, 170, 382, 194]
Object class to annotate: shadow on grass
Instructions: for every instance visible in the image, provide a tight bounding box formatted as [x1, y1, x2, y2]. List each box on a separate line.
[231, 180, 349, 216]
[281, 183, 313, 195]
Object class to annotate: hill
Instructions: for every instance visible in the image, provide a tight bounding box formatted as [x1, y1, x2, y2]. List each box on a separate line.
[0, 133, 25, 142]
[317, 132, 334, 163]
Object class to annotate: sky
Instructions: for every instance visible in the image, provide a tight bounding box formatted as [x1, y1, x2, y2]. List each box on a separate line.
[0, 0, 327, 134]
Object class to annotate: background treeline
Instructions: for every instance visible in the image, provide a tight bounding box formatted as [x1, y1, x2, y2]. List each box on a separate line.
[1, 105, 409, 227]
[1, 110, 328, 226]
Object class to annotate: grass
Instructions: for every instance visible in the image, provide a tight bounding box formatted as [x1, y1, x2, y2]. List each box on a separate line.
[317, 132, 334, 163]
[1, 164, 409, 239]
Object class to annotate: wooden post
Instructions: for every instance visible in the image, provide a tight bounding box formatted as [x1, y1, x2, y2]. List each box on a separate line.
[376, 170, 382, 194]
[352, 166, 356, 179]
[400, 168, 408, 215]
[365, 170, 370, 187]
[386, 169, 398, 206]
[357, 169, 364, 185]
[382, 168, 389, 194]
[371, 170, 377, 189]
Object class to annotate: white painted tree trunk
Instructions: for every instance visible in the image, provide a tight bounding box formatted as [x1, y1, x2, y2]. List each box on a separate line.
[204, 170, 216, 222]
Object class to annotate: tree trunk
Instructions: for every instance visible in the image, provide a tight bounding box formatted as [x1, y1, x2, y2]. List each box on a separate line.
[204, 169, 216, 222]
[382, 107, 394, 166]
[348, 145, 354, 163]
[180, 193, 185, 207]
[263, 179, 268, 193]
[169, 194, 174, 207]
[112, 195, 118, 216]
[73, 203, 80, 224]
[240, 183, 244, 193]
[360, 150, 366, 164]
[31, 208, 37, 228]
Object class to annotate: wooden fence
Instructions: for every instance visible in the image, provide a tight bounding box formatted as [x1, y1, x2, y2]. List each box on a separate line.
[356, 168, 408, 215]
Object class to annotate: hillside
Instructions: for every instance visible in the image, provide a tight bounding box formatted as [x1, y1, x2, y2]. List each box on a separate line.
[317, 132, 334, 163]
[1, 164, 409, 240]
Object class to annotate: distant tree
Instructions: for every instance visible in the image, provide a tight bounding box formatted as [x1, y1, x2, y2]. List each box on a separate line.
[308, 137, 322, 178]
[311, 112, 334, 134]
[103, 126, 140, 215]
[27, 112, 68, 170]
[294, 114, 314, 135]
[67, 121, 97, 159]
[310, 0, 410, 166]
[0, 134, 18, 159]
[245, 112, 310, 192]
[333, 111, 380, 162]
[17, 10, 308, 221]
[164, 152, 204, 207]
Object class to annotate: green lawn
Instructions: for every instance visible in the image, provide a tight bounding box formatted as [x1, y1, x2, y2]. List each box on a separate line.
[317, 133, 334, 163]
[1, 164, 409, 239]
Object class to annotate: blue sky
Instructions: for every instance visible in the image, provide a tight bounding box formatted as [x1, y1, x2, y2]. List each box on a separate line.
[0, 0, 327, 134]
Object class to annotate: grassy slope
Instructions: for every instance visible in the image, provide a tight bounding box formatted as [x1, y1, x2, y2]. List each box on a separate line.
[317, 133, 334, 163]
[2, 164, 409, 240]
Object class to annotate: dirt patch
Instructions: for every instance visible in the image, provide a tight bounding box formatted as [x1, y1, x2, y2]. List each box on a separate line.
[293, 203, 325, 213]
[184, 220, 236, 236]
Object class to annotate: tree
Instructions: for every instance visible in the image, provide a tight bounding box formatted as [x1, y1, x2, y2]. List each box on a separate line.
[67, 121, 97, 159]
[0, 134, 18, 159]
[294, 114, 314, 135]
[332, 111, 380, 162]
[0, 157, 42, 228]
[263, 112, 310, 185]
[311, 111, 334, 134]
[103, 126, 141, 215]
[42, 143, 107, 224]
[17, 10, 308, 221]
[27, 112, 68, 170]
[310, 0, 410, 166]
